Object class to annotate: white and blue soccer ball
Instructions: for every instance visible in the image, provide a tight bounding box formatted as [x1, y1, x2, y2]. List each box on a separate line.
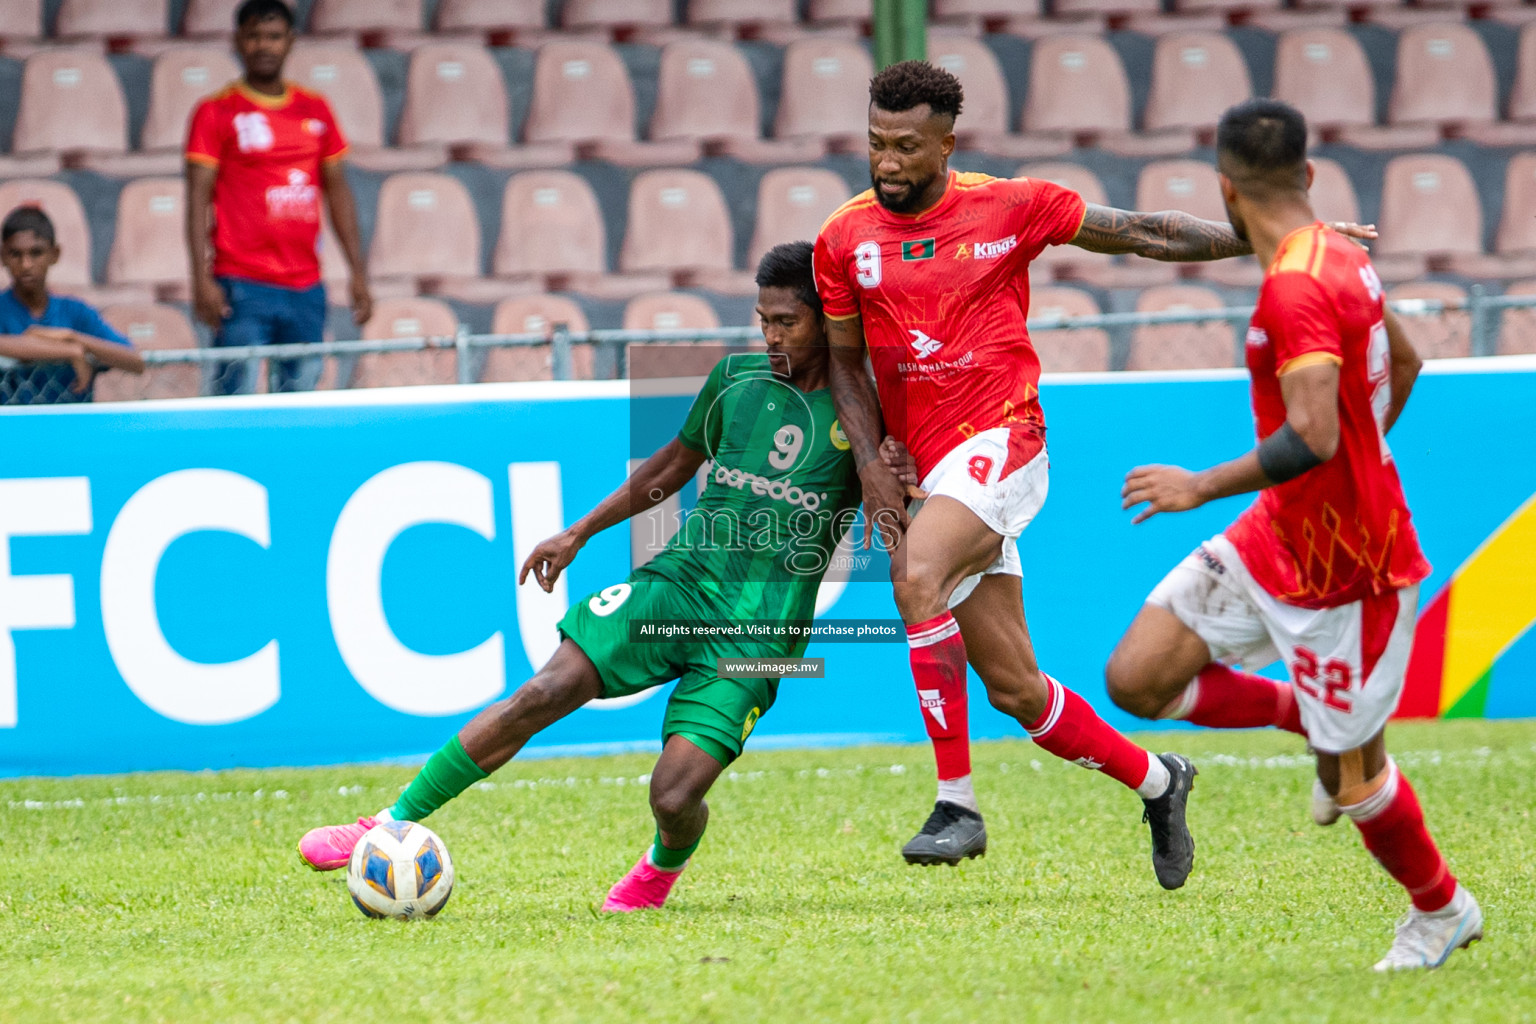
[346, 820, 455, 921]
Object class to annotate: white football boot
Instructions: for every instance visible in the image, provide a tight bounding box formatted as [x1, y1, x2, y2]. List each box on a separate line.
[1311, 778, 1341, 826]
[1373, 885, 1484, 971]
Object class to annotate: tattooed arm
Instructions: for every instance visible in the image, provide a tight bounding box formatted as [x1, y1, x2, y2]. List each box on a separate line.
[827, 314, 909, 547]
[1069, 203, 1253, 262]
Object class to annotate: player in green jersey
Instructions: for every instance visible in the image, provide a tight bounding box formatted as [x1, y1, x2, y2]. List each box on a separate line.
[298, 242, 884, 912]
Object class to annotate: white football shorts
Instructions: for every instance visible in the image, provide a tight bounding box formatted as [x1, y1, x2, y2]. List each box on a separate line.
[1148, 533, 1419, 753]
[907, 427, 1049, 609]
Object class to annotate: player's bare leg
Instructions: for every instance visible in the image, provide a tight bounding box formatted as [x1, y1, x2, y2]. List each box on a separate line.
[603, 735, 725, 912]
[1315, 732, 1482, 970]
[950, 569, 1197, 889]
[297, 641, 602, 869]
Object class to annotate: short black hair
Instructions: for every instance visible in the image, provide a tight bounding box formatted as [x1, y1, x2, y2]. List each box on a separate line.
[1216, 98, 1308, 191]
[235, 0, 295, 29]
[755, 241, 821, 316]
[2, 206, 55, 247]
[869, 60, 964, 122]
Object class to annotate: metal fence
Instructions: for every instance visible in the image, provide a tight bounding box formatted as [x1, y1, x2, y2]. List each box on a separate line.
[4, 291, 1536, 405]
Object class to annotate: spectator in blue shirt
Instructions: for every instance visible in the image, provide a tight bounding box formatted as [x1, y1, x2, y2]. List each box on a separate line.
[0, 206, 145, 405]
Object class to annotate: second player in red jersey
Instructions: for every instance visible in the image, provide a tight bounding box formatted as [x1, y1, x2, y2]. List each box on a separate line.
[1226, 223, 1431, 608]
[814, 172, 1084, 476]
[1109, 98, 1479, 972]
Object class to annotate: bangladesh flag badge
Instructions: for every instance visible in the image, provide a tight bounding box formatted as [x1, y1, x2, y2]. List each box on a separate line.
[901, 238, 936, 261]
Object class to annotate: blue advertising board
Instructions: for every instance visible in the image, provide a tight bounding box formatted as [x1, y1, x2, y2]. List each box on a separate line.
[2, 359, 1534, 777]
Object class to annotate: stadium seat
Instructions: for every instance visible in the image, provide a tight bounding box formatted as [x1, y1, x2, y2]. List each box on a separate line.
[181, 0, 239, 36]
[352, 297, 460, 388]
[1466, 24, 1536, 146]
[620, 170, 754, 294]
[1143, 32, 1252, 141]
[1273, 30, 1375, 135]
[521, 40, 698, 167]
[0, 0, 42, 43]
[774, 39, 875, 152]
[79, 48, 242, 177]
[1374, 154, 1485, 282]
[0, 179, 92, 293]
[483, 295, 595, 382]
[94, 304, 202, 402]
[490, 169, 663, 299]
[55, 0, 167, 39]
[927, 37, 1067, 159]
[806, 0, 873, 28]
[308, 0, 423, 35]
[12, 50, 128, 163]
[1309, 157, 1361, 226]
[562, 0, 673, 33]
[1127, 285, 1235, 370]
[1387, 281, 1470, 360]
[1386, 25, 1498, 137]
[1052, 0, 1160, 20]
[686, 0, 799, 32]
[396, 43, 513, 158]
[367, 172, 483, 293]
[625, 292, 725, 380]
[1135, 159, 1225, 222]
[932, 0, 1044, 17]
[1496, 279, 1536, 356]
[1494, 153, 1536, 278]
[105, 177, 191, 301]
[435, 0, 545, 38]
[1028, 286, 1110, 373]
[650, 39, 823, 163]
[1021, 36, 1180, 156]
[288, 43, 445, 172]
[746, 167, 853, 270]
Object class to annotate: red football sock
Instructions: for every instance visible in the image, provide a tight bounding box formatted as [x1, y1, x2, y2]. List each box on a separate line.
[1342, 761, 1458, 912]
[1027, 674, 1152, 791]
[1164, 663, 1306, 736]
[906, 612, 971, 782]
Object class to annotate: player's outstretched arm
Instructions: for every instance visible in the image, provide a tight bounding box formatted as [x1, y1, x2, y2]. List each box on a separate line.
[1070, 206, 1379, 263]
[1122, 362, 1340, 523]
[1381, 306, 1422, 433]
[519, 438, 706, 591]
[827, 315, 909, 548]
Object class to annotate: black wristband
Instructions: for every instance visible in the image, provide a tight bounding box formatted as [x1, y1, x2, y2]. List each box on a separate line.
[1257, 421, 1324, 484]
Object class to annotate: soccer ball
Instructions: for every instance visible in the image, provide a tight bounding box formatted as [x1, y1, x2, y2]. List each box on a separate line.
[346, 820, 455, 920]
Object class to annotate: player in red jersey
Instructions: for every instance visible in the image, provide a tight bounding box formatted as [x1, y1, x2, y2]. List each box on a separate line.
[1107, 99, 1481, 970]
[185, 0, 371, 395]
[816, 62, 1335, 885]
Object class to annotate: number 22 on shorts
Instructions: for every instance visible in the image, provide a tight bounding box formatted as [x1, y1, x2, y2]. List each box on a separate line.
[1291, 646, 1353, 711]
[589, 583, 632, 617]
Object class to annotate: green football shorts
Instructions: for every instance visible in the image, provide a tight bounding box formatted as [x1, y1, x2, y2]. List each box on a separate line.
[557, 575, 782, 767]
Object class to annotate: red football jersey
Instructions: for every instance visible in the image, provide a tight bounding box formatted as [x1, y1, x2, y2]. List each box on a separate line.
[1226, 223, 1431, 609]
[813, 171, 1086, 477]
[186, 82, 348, 289]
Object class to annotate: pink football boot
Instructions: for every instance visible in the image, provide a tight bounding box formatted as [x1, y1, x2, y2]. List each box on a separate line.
[600, 855, 686, 912]
[296, 815, 379, 871]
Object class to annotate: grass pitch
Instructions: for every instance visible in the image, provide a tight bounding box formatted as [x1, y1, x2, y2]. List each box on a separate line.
[3, 719, 1533, 1024]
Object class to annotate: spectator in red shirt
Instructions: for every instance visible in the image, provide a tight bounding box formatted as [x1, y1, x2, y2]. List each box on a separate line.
[185, 0, 370, 395]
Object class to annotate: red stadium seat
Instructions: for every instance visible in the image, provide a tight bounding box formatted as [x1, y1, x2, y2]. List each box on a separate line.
[1308, 157, 1361, 226]
[1511, 25, 1536, 124]
[774, 39, 875, 151]
[747, 167, 853, 270]
[625, 292, 721, 330]
[1052, 0, 1160, 20]
[181, 0, 239, 36]
[521, 40, 697, 167]
[94, 304, 202, 402]
[367, 172, 481, 291]
[86, 48, 238, 176]
[1374, 154, 1484, 282]
[1497, 279, 1536, 356]
[686, 0, 798, 31]
[352, 298, 460, 388]
[1143, 32, 1252, 138]
[106, 177, 190, 301]
[929, 36, 1066, 159]
[1128, 285, 1234, 370]
[484, 295, 595, 382]
[0, 179, 92, 292]
[806, 0, 873, 27]
[0, 0, 42, 42]
[1028, 287, 1110, 373]
[287, 43, 445, 172]
[397, 43, 509, 152]
[1272, 30, 1373, 133]
[55, 0, 167, 38]
[309, 0, 423, 34]
[1021, 35, 1134, 149]
[625, 293, 725, 379]
[1135, 159, 1224, 222]
[933, 0, 1045, 18]
[1387, 25, 1496, 133]
[562, 0, 672, 32]
[435, 0, 545, 36]
[650, 39, 823, 163]
[1484, 154, 1536, 279]
[1387, 282, 1470, 360]
[620, 170, 753, 294]
[13, 50, 128, 160]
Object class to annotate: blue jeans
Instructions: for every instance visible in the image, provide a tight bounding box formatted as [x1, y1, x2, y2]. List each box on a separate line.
[213, 276, 327, 395]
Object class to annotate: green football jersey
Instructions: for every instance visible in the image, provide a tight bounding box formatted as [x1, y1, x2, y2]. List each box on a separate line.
[640, 353, 861, 627]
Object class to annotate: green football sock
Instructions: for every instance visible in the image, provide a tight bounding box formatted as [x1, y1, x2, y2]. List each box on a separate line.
[387, 735, 488, 822]
[648, 827, 703, 872]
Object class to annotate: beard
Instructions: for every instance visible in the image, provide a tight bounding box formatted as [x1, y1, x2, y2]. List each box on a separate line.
[871, 168, 939, 213]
